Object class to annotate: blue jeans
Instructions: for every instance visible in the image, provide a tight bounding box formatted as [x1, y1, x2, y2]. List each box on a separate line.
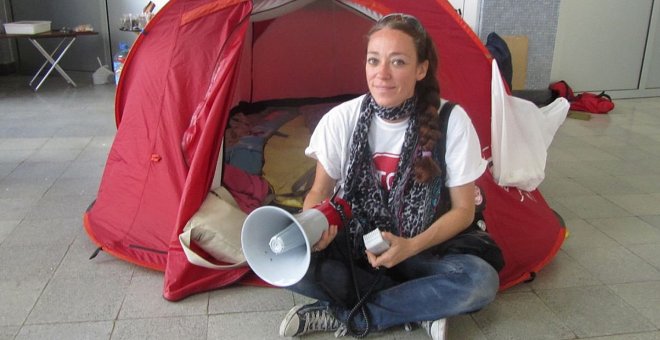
[287, 237, 499, 332]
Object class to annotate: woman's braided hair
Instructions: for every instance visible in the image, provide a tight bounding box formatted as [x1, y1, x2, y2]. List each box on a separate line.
[367, 14, 443, 183]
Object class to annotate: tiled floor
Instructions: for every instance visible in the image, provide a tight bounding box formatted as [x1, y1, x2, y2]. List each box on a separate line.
[1, 73, 660, 340]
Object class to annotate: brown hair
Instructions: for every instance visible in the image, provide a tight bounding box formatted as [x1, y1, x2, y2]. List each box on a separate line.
[367, 14, 443, 183]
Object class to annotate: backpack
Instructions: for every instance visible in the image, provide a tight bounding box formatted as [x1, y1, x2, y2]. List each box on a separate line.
[549, 80, 615, 114]
[485, 32, 513, 90]
[549, 80, 575, 101]
[570, 92, 615, 114]
[433, 102, 505, 272]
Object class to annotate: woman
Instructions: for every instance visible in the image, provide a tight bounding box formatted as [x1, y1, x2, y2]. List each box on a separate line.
[279, 13, 501, 339]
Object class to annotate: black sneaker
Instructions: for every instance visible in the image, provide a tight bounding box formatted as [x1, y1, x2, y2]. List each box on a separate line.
[279, 302, 342, 337]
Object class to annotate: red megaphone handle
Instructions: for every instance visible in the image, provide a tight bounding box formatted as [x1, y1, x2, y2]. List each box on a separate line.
[313, 196, 352, 229]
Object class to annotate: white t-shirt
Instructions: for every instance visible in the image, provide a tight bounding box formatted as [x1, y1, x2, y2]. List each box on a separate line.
[305, 95, 486, 195]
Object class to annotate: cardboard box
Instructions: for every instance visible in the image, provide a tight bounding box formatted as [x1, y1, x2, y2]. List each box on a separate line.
[3, 21, 51, 35]
[502, 35, 529, 90]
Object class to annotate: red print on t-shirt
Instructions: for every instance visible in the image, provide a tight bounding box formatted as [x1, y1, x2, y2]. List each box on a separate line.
[373, 153, 400, 190]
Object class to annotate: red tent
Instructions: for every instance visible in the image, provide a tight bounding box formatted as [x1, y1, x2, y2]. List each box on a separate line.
[84, 0, 565, 301]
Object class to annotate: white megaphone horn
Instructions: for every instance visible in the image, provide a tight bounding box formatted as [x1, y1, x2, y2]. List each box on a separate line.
[241, 195, 351, 287]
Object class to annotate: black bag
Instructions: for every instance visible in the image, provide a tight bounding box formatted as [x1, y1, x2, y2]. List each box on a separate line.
[431, 207, 505, 272]
[486, 32, 513, 90]
[433, 102, 505, 272]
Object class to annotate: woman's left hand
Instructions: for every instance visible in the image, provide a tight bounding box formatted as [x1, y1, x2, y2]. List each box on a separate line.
[365, 231, 416, 268]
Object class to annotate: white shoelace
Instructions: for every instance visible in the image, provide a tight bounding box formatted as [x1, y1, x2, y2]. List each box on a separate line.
[303, 309, 341, 334]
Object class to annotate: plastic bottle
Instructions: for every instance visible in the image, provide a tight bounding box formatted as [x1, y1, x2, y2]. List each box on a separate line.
[113, 42, 130, 85]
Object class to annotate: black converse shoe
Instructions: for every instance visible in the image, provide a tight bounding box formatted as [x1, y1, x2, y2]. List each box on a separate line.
[279, 302, 343, 337]
[420, 318, 447, 340]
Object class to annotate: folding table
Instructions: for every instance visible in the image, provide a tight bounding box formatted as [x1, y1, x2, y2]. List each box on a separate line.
[0, 30, 98, 91]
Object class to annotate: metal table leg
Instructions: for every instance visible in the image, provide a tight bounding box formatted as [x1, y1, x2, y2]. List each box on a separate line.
[27, 36, 78, 91]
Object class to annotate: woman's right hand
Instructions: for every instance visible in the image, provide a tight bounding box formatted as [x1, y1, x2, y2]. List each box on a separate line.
[312, 224, 338, 252]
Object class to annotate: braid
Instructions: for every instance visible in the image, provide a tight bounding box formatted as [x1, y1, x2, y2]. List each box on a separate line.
[414, 36, 443, 183]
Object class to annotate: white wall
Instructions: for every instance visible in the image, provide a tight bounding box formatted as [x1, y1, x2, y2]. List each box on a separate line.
[551, 0, 657, 98]
[447, 0, 481, 33]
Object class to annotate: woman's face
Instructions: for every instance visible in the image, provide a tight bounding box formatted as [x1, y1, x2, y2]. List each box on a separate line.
[366, 28, 428, 108]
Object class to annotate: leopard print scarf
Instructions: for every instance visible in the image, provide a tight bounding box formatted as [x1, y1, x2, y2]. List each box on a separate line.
[343, 94, 444, 255]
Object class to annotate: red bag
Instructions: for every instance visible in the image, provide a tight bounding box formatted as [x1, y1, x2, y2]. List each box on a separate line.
[570, 91, 615, 114]
[549, 81, 614, 114]
[549, 80, 575, 101]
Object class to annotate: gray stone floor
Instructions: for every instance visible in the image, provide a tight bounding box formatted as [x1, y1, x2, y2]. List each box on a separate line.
[1, 73, 660, 339]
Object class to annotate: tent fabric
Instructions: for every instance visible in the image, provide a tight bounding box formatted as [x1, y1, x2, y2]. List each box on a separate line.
[84, 0, 565, 301]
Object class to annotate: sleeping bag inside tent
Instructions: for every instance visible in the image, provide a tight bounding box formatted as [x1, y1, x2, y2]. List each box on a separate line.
[83, 0, 566, 301]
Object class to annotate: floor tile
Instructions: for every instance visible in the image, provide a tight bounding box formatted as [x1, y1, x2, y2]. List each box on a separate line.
[604, 193, 660, 215]
[0, 219, 20, 244]
[447, 314, 487, 340]
[529, 250, 602, 290]
[564, 245, 660, 284]
[44, 177, 103, 198]
[25, 147, 82, 163]
[500, 281, 533, 294]
[562, 144, 620, 162]
[545, 147, 586, 163]
[537, 177, 594, 198]
[621, 174, 660, 193]
[559, 218, 619, 253]
[587, 158, 660, 177]
[113, 316, 207, 340]
[587, 216, 660, 245]
[59, 160, 106, 180]
[0, 163, 17, 181]
[582, 332, 660, 339]
[544, 199, 581, 221]
[471, 292, 575, 340]
[23, 194, 95, 220]
[546, 159, 609, 178]
[596, 144, 654, 162]
[0, 149, 35, 163]
[628, 243, 660, 270]
[26, 271, 131, 324]
[625, 124, 660, 136]
[578, 134, 635, 149]
[0, 279, 46, 327]
[640, 215, 660, 228]
[14, 321, 113, 340]
[208, 285, 293, 314]
[293, 292, 317, 306]
[571, 174, 644, 195]
[536, 285, 656, 338]
[0, 178, 51, 201]
[554, 195, 632, 219]
[0, 137, 48, 150]
[208, 311, 283, 340]
[1, 218, 79, 248]
[40, 136, 92, 150]
[55, 235, 136, 279]
[610, 281, 660, 328]
[119, 273, 209, 319]
[4, 161, 69, 181]
[0, 244, 68, 283]
[0, 326, 20, 340]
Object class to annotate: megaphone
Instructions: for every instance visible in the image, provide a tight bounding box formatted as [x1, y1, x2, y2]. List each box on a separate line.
[241, 197, 351, 287]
